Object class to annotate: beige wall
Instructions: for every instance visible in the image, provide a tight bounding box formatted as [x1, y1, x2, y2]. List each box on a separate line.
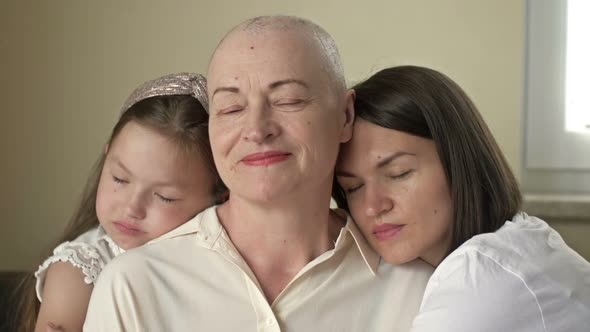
[1, 0, 588, 270]
[548, 219, 590, 260]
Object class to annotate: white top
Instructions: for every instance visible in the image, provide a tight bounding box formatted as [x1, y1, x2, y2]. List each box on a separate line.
[411, 213, 590, 332]
[84, 206, 434, 332]
[35, 226, 124, 302]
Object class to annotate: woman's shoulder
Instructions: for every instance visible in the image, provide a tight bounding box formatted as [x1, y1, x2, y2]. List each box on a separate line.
[435, 213, 590, 289]
[415, 213, 590, 331]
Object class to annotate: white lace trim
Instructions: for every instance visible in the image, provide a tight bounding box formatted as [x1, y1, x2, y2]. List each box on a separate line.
[101, 233, 125, 256]
[35, 241, 106, 285]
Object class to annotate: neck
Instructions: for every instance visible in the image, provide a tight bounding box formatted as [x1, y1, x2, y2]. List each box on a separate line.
[220, 191, 339, 263]
[217, 179, 343, 302]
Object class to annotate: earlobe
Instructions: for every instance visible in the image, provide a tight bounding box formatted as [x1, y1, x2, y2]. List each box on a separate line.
[339, 89, 356, 143]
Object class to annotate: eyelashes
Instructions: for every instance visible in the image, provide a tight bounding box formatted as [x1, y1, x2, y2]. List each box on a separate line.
[111, 175, 178, 204]
[112, 175, 127, 184]
[340, 170, 414, 195]
[216, 98, 309, 115]
[155, 193, 177, 204]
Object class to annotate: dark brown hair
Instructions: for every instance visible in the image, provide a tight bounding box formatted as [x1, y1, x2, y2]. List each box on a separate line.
[334, 65, 521, 254]
[14, 94, 225, 331]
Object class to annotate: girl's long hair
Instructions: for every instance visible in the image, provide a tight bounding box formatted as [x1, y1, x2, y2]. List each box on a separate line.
[13, 94, 224, 331]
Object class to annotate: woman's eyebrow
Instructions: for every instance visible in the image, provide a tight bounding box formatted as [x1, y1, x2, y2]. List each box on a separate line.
[335, 170, 356, 177]
[375, 151, 416, 169]
[211, 86, 240, 100]
[268, 78, 309, 91]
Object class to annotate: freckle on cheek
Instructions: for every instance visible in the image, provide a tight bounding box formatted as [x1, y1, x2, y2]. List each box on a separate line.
[250, 46, 254, 50]
[434, 209, 438, 214]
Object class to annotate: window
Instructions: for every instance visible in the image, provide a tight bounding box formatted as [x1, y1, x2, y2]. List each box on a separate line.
[565, 0, 590, 134]
[523, 0, 590, 193]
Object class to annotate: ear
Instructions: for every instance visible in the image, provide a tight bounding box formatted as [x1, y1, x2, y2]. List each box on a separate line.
[103, 144, 109, 155]
[339, 89, 356, 143]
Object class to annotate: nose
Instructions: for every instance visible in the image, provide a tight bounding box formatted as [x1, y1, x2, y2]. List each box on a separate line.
[363, 183, 393, 221]
[242, 99, 280, 143]
[124, 190, 147, 220]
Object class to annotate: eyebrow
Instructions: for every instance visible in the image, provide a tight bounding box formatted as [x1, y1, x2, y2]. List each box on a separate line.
[211, 86, 240, 100]
[115, 159, 131, 175]
[113, 157, 184, 189]
[211, 79, 309, 100]
[268, 79, 309, 91]
[335, 151, 416, 178]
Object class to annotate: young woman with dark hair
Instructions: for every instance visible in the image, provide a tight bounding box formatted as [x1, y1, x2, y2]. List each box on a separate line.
[335, 65, 590, 331]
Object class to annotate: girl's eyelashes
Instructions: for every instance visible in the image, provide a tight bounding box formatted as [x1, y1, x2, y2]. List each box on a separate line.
[110, 172, 179, 203]
[112, 175, 128, 184]
[155, 193, 177, 203]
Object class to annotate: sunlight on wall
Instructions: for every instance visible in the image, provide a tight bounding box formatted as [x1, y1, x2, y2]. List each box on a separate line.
[565, 0, 590, 133]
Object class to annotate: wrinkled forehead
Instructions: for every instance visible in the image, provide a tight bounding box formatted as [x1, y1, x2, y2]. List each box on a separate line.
[207, 29, 328, 92]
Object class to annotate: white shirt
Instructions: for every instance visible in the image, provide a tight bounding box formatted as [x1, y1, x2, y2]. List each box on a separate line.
[84, 206, 434, 332]
[411, 213, 590, 332]
[35, 226, 124, 301]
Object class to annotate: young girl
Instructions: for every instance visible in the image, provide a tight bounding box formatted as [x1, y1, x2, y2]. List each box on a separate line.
[335, 66, 590, 331]
[16, 72, 224, 332]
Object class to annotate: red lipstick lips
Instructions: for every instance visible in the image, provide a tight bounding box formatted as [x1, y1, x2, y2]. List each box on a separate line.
[241, 151, 291, 166]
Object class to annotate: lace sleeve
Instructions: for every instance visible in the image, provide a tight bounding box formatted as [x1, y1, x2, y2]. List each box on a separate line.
[34, 241, 106, 302]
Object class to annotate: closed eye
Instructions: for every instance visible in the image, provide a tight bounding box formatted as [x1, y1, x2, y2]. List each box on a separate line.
[345, 184, 364, 194]
[219, 105, 244, 115]
[389, 170, 412, 180]
[276, 99, 303, 105]
[155, 193, 177, 204]
[274, 99, 307, 110]
[112, 176, 128, 184]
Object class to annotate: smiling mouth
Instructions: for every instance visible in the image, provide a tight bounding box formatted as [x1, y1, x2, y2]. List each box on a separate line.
[241, 151, 291, 166]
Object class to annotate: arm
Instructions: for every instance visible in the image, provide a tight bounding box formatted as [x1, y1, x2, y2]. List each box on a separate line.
[34, 262, 93, 332]
[410, 251, 546, 332]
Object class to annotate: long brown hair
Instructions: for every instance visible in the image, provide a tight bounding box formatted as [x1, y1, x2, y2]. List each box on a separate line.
[14, 94, 224, 331]
[334, 65, 521, 253]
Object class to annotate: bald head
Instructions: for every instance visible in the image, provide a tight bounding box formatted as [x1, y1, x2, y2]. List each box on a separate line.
[210, 15, 346, 93]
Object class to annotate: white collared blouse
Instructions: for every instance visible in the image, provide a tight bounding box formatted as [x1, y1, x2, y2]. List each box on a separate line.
[84, 206, 434, 332]
[411, 213, 590, 332]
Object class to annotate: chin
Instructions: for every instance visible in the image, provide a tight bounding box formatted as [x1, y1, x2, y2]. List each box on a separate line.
[381, 254, 415, 265]
[377, 244, 417, 265]
[242, 181, 297, 201]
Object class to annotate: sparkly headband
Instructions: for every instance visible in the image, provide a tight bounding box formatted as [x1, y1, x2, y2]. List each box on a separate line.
[120, 72, 208, 114]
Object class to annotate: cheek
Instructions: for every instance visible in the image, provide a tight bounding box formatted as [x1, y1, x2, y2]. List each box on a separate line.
[148, 206, 188, 235]
[210, 122, 235, 152]
[413, 183, 453, 242]
[348, 197, 365, 222]
[148, 194, 210, 235]
[95, 178, 112, 224]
